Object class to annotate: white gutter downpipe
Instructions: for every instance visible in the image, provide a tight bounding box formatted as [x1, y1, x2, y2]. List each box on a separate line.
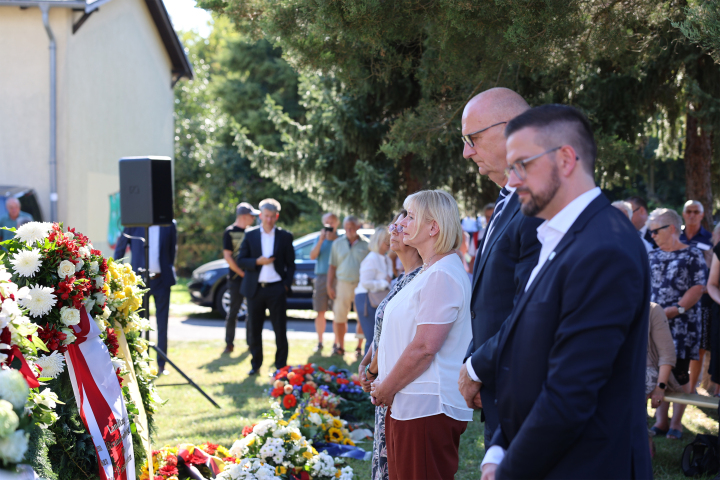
[39, 3, 57, 222]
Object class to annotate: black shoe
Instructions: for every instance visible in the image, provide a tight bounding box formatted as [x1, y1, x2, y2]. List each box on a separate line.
[248, 368, 260, 376]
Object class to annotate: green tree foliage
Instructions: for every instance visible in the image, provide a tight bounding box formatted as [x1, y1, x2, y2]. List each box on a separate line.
[174, 21, 321, 273]
[198, 0, 720, 221]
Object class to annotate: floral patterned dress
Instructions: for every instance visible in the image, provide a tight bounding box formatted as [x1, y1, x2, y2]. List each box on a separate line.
[648, 246, 708, 360]
[371, 266, 421, 480]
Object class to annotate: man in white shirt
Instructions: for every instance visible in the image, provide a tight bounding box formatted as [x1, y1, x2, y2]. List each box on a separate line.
[237, 199, 296, 376]
[478, 105, 651, 479]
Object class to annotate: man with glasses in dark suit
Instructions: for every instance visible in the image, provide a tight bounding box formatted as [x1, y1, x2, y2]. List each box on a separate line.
[626, 195, 656, 251]
[456, 88, 543, 449]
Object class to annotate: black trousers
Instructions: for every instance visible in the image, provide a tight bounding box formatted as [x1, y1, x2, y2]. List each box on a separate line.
[247, 282, 288, 370]
[224, 280, 245, 347]
[152, 287, 171, 371]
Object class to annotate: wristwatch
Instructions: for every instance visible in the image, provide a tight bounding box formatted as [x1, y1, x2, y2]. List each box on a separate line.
[658, 382, 667, 390]
[675, 304, 686, 315]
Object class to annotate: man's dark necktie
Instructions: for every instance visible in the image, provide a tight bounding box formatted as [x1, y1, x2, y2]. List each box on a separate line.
[480, 187, 511, 256]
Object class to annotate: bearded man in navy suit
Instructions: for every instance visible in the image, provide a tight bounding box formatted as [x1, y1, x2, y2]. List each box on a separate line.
[479, 105, 652, 479]
[114, 221, 177, 374]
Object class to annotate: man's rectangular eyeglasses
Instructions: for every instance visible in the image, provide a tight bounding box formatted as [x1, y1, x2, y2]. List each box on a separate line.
[461, 122, 507, 148]
[504, 146, 562, 180]
[388, 224, 404, 234]
[649, 225, 670, 236]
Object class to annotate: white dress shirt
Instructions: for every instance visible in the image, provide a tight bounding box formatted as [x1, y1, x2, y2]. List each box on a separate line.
[355, 251, 393, 295]
[258, 227, 282, 283]
[481, 186, 601, 470]
[148, 225, 161, 274]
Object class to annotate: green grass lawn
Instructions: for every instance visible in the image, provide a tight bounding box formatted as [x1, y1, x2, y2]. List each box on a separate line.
[150, 336, 719, 479]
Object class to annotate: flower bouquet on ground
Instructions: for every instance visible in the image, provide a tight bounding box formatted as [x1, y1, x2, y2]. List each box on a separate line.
[139, 403, 354, 480]
[271, 364, 372, 421]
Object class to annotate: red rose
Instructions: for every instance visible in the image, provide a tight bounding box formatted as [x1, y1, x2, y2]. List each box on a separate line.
[283, 394, 297, 409]
[271, 387, 284, 398]
[302, 384, 316, 395]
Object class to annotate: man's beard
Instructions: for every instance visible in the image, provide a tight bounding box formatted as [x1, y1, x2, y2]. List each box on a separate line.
[518, 164, 561, 217]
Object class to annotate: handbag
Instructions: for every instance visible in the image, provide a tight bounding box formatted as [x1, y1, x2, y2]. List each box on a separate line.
[680, 434, 719, 477]
[368, 289, 390, 308]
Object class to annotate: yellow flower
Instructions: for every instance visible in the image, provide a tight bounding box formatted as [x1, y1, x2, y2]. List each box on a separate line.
[278, 420, 288, 426]
[246, 436, 256, 446]
[335, 471, 341, 478]
[342, 438, 355, 446]
[332, 418, 343, 429]
[217, 445, 231, 458]
[312, 447, 318, 455]
[290, 432, 301, 441]
[276, 466, 287, 475]
[302, 451, 314, 459]
[328, 428, 343, 443]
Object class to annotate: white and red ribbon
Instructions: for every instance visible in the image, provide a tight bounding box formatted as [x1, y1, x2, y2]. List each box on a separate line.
[64, 307, 135, 480]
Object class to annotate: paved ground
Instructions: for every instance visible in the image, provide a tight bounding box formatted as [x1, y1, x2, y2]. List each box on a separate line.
[148, 304, 359, 343]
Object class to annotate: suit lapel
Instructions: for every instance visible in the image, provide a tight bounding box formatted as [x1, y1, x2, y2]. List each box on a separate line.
[495, 194, 610, 355]
[273, 228, 280, 256]
[471, 194, 521, 294]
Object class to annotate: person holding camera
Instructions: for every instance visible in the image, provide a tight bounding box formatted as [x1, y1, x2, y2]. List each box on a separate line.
[309, 213, 340, 352]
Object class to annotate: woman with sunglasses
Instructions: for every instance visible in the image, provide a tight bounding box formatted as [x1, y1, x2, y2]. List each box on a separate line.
[647, 208, 707, 440]
[358, 209, 422, 480]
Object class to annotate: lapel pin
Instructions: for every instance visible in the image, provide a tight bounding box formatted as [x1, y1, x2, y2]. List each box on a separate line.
[548, 251, 556, 261]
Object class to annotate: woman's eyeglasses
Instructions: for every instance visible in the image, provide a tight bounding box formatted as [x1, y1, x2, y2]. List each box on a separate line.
[388, 224, 404, 234]
[649, 225, 671, 236]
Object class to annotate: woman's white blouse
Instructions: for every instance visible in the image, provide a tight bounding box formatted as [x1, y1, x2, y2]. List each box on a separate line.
[377, 254, 473, 422]
[355, 251, 393, 295]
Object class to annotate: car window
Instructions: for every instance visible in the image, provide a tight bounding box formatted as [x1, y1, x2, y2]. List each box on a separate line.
[295, 241, 315, 261]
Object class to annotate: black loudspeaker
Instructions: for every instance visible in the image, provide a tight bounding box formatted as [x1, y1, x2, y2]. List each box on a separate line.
[118, 156, 174, 226]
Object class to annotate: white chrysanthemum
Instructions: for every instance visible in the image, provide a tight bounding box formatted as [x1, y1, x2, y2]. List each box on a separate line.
[19, 285, 56, 318]
[338, 466, 354, 480]
[35, 351, 65, 379]
[14, 222, 53, 245]
[0, 369, 29, 410]
[0, 399, 19, 437]
[59, 306, 80, 327]
[1, 299, 20, 320]
[10, 249, 42, 277]
[0, 266, 10, 282]
[57, 260, 76, 279]
[0, 429, 29, 463]
[78, 246, 90, 258]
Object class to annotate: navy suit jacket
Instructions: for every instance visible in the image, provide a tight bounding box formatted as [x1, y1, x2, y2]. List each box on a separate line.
[482, 194, 652, 479]
[113, 223, 177, 293]
[467, 193, 543, 385]
[236, 226, 295, 299]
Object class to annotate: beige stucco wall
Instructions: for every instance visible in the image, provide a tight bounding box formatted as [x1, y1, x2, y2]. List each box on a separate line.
[0, 0, 175, 256]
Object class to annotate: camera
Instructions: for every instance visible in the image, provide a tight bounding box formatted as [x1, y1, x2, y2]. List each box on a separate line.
[323, 225, 334, 232]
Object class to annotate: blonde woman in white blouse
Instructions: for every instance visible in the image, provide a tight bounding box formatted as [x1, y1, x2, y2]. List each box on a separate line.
[371, 189, 473, 480]
[354, 229, 393, 356]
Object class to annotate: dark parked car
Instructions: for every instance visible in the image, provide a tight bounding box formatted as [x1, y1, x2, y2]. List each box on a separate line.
[188, 229, 374, 318]
[0, 186, 44, 222]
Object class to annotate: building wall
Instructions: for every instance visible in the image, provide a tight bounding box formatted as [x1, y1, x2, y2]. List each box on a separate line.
[0, 0, 175, 256]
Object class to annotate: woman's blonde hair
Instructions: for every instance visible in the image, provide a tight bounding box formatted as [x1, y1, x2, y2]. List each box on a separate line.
[403, 189, 463, 254]
[368, 228, 390, 254]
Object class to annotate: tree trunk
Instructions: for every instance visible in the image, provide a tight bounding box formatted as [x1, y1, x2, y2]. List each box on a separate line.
[401, 153, 422, 197]
[684, 108, 714, 229]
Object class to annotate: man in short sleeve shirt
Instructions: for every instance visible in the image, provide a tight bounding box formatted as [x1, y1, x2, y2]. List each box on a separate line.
[223, 202, 259, 353]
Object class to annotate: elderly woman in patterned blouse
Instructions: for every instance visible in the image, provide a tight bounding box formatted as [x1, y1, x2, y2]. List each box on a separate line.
[358, 209, 422, 480]
[647, 208, 707, 440]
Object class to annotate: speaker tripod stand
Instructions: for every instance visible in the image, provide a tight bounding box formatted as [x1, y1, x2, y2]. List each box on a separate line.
[122, 229, 220, 409]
